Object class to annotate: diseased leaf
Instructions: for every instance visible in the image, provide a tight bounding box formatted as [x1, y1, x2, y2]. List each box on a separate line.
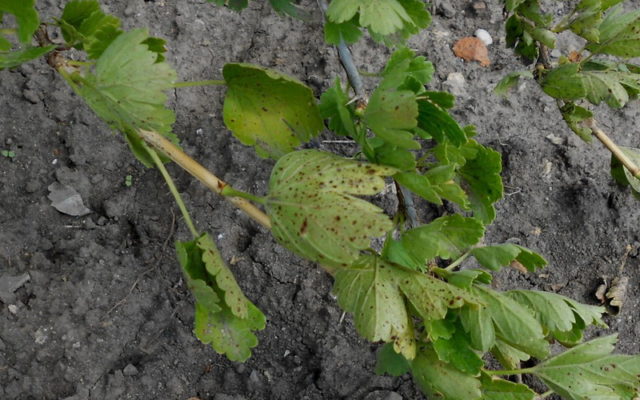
[364, 88, 419, 149]
[568, 0, 602, 43]
[459, 140, 503, 224]
[384, 215, 484, 271]
[176, 234, 266, 362]
[460, 304, 495, 352]
[494, 71, 533, 96]
[395, 166, 469, 208]
[411, 346, 482, 400]
[223, 63, 323, 159]
[433, 268, 492, 289]
[481, 373, 536, 400]
[319, 78, 356, 137]
[324, 17, 362, 45]
[0, 45, 54, 70]
[471, 244, 547, 272]
[376, 343, 410, 376]
[62, 29, 177, 167]
[581, 70, 630, 108]
[531, 335, 640, 400]
[327, 0, 413, 37]
[0, 0, 39, 43]
[560, 103, 594, 142]
[472, 286, 549, 359]
[587, 7, 640, 58]
[266, 150, 395, 268]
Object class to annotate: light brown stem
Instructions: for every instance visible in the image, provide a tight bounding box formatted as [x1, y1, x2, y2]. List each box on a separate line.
[138, 129, 272, 229]
[586, 119, 640, 179]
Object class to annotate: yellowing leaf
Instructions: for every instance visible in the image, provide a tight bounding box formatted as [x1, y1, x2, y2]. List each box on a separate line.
[266, 150, 395, 268]
[223, 63, 323, 159]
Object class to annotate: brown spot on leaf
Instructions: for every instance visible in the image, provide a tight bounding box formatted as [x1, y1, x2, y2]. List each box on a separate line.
[299, 218, 308, 235]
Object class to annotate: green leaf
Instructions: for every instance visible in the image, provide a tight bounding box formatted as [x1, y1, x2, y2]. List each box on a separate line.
[459, 141, 503, 224]
[375, 342, 411, 376]
[394, 0, 431, 40]
[58, 0, 122, 57]
[380, 47, 433, 90]
[529, 28, 556, 49]
[62, 29, 177, 167]
[266, 150, 395, 268]
[0, 0, 39, 43]
[505, 0, 527, 12]
[176, 234, 266, 362]
[395, 166, 469, 208]
[560, 103, 594, 142]
[472, 286, 549, 359]
[531, 335, 640, 400]
[494, 71, 533, 96]
[611, 146, 640, 195]
[324, 17, 362, 45]
[568, 0, 603, 43]
[542, 63, 587, 101]
[364, 88, 419, 149]
[269, 0, 307, 19]
[481, 373, 536, 400]
[326, 0, 413, 37]
[0, 45, 55, 69]
[459, 304, 495, 352]
[384, 215, 484, 270]
[587, 7, 640, 58]
[492, 340, 531, 370]
[416, 96, 467, 146]
[433, 268, 492, 289]
[319, 78, 356, 137]
[223, 63, 323, 159]
[581, 70, 630, 108]
[432, 324, 483, 375]
[505, 15, 538, 60]
[370, 139, 417, 171]
[411, 346, 482, 400]
[471, 244, 547, 272]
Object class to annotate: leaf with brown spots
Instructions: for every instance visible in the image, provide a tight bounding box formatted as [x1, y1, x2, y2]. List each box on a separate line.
[453, 37, 490, 67]
[266, 150, 396, 268]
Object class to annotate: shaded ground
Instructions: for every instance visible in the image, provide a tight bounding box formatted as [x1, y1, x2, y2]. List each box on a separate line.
[1, 0, 639, 399]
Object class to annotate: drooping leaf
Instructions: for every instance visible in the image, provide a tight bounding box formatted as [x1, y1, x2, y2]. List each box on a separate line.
[175, 234, 266, 362]
[58, 0, 122, 57]
[383, 215, 484, 271]
[531, 335, 640, 400]
[432, 324, 483, 375]
[62, 29, 178, 167]
[375, 342, 411, 376]
[411, 346, 482, 400]
[494, 71, 533, 96]
[326, 0, 413, 37]
[587, 7, 640, 58]
[472, 286, 550, 359]
[610, 146, 640, 196]
[364, 88, 420, 149]
[266, 150, 395, 268]
[416, 96, 467, 146]
[223, 63, 323, 159]
[459, 304, 495, 352]
[379, 47, 434, 90]
[324, 17, 362, 45]
[480, 373, 536, 400]
[471, 244, 547, 272]
[0, 0, 39, 43]
[459, 140, 503, 224]
[0, 45, 54, 70]
[395, 166, 469, 208]
[319, 78, 356, 137]
[560, 103, 594, 142]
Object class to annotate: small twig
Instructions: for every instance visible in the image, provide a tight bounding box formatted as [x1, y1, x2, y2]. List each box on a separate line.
[586, 119, 640, 179]
[395, 181, 420, 228]
[138, 129, 272, 229]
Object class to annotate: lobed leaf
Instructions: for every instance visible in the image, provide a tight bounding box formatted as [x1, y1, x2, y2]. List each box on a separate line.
[223, 63, 323, 159]
[416, 95, 467, 146]
[471, 243, 547, 272]
[62, 29, 177, 167]
[432, 324, 483, 375]
[0, 0, 39, 43]
[0, 45, 54, 70]
[58, 0, 122, 58]
[364, 88, 420, 149]
[587, 7, 640, 58]
[492, 339, 531, 370]
[459, 140, 503, 224]
[266, 150, 395, 268]
[380, 47, 433, 90]
[395, 166, 469, 208]
[560, 103, 594, 143]
[324, 17, 362, 45]
[480, 373, 536, 400]
[327, 0, 412, 37]
[319, 78, 356, 137]
[568, 0, 603, 43]
[531, 335, 640, 400]
[369, 139, 417, 171]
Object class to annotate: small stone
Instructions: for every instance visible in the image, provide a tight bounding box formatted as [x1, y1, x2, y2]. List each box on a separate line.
[545, 134, 564, 145]
[437, 2, 456, 18]
[469, 0, 489, 16]
[550, 49, 562, 58]
[123, 364, 139, 376]
[23, 89, 40, 104]
[443, 72, 467, 97]
[8, 304, 18, 314]
[474, 29, 493, 46]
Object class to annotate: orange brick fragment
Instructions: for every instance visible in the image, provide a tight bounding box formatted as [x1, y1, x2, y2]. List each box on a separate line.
[453, 37, 490, 67]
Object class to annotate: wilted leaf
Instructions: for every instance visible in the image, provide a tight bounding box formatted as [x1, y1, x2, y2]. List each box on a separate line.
[266, 150, 395, 268]
[453, 37, 490, 67]
[223, 63, 323, 159]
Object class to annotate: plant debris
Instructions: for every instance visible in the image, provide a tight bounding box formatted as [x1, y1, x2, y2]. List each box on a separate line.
[453, 37, 490, 67]
[48, 182, 91, 216]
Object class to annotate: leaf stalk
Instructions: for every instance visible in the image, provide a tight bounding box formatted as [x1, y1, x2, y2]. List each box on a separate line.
[587, 119, 640, 179]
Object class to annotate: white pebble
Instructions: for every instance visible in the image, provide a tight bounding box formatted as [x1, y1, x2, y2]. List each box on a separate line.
[474, 29, 493, 46]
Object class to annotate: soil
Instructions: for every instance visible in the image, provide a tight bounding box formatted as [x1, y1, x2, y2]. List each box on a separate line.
[1, 0, 640, 399]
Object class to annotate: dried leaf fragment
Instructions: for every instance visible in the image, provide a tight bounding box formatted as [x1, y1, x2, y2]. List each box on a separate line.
[606, 276, 628, 315]
[453, 37, 490, 67]
[48, 182, 91, 216]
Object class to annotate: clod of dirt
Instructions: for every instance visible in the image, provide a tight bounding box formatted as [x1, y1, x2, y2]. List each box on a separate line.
[47, 182, 91, 216]
[0, 272, 30, 303]
[453, 37, 490, 67]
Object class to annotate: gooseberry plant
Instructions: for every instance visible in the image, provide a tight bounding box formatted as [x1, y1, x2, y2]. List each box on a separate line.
[2, 0, 640, 398]
[497, 0, 640, 197]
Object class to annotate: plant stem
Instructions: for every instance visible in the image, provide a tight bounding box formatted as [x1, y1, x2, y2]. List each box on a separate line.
[445, 251, 471, 271]
[172, 79, 226, 88]
[145, 145, 199, 238]
[221, 186, 266, 204]
[483, 367, 535, 376]
[539, 390, 555, 399]
[586, 119, 640, 179]
[137, 129, 272, 229]
[395, 181, 419, 228]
